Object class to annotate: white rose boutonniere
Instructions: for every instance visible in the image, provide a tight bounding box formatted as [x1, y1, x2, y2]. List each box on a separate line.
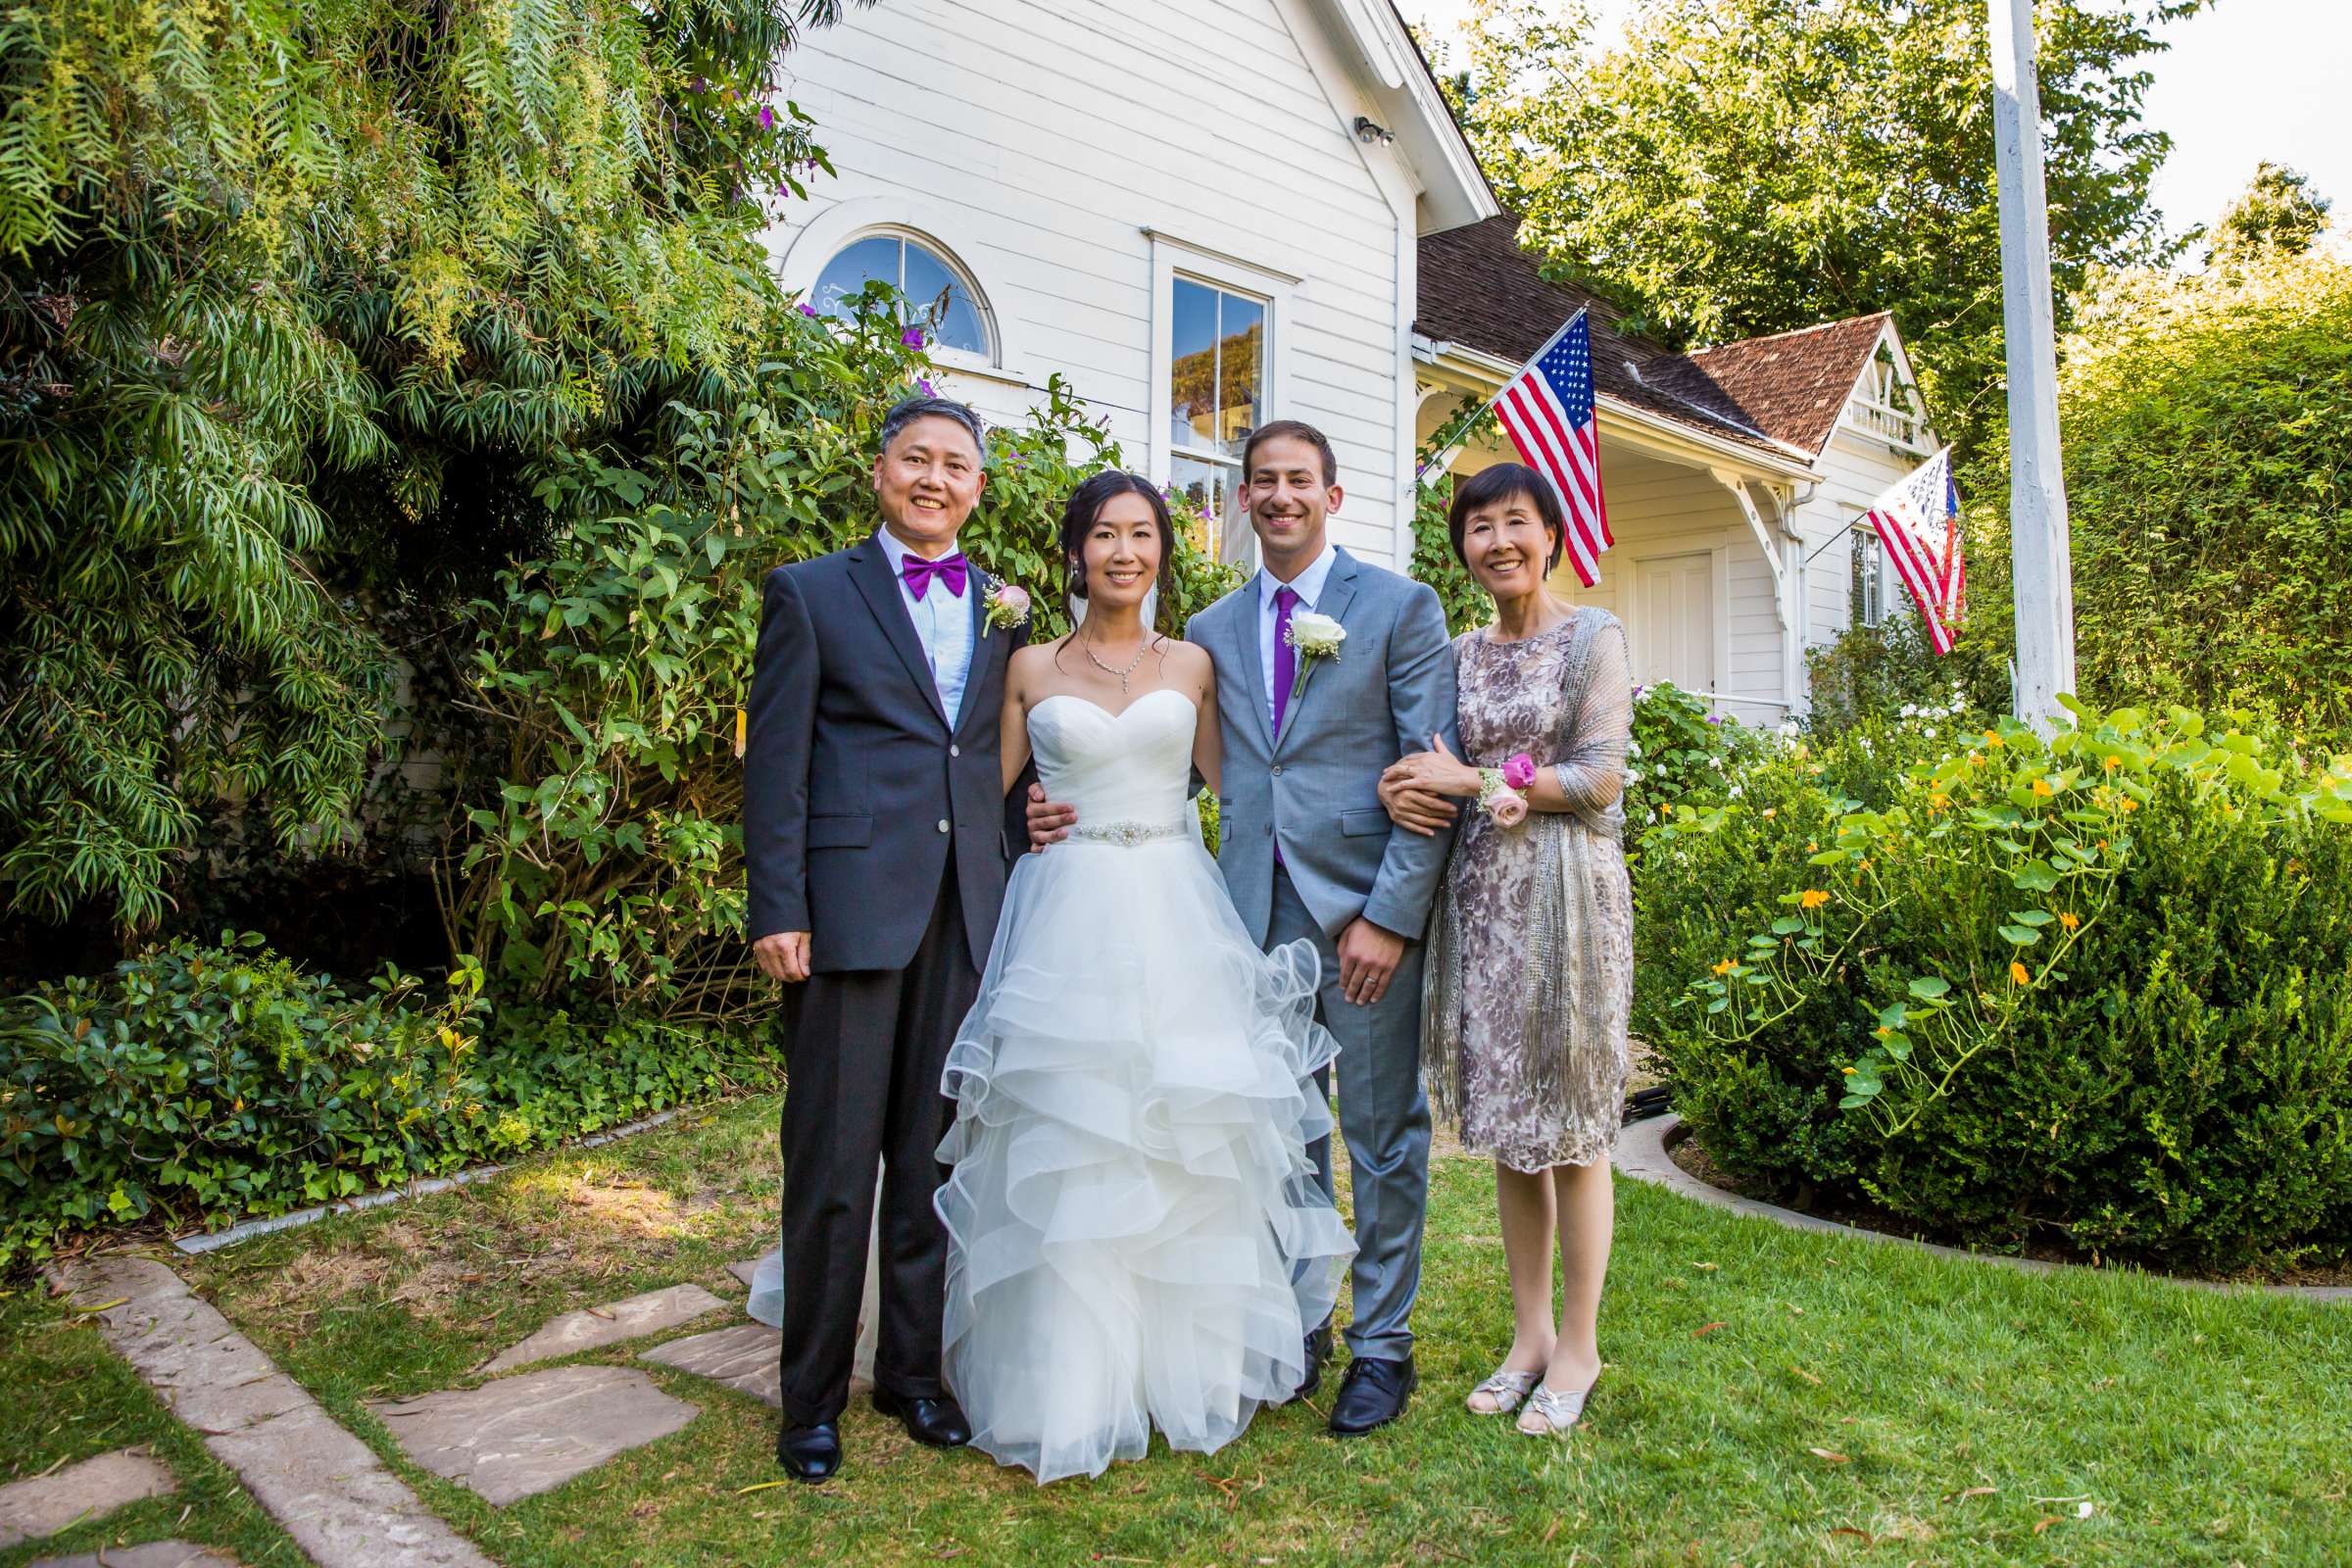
[982, 580, 1032, 634]
[1285, 609, 1345, 664]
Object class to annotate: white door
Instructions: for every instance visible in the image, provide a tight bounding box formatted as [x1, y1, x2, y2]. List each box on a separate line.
[1632, 553, 1716, 695]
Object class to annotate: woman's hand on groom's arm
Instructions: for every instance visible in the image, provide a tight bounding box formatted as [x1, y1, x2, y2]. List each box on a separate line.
[1378, 740, 1470, 838]
[1026, 782, 1076, 852]
[753, 931, 812, 984]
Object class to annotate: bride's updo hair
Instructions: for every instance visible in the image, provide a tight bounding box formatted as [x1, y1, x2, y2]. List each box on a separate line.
[1059, 471, 1179, 629]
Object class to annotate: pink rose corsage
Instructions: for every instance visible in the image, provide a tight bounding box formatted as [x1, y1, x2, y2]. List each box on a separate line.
[1477, 765, 1530, 827]
[1501, 752, 1539, 792]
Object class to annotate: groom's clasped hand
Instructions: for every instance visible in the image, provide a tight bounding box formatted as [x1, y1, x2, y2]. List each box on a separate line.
[746, 397, 1461, 1485]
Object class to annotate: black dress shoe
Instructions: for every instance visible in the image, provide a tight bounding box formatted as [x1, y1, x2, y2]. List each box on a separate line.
[871, 1389, 972, 1447]
[1328, 1355, 1417, 1436]
[776, 1421, 842, 1482]
[1277, 1322, 1334, 1406]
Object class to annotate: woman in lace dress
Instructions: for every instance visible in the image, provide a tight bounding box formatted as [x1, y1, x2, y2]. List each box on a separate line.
[1377, 462, 1633, 1438]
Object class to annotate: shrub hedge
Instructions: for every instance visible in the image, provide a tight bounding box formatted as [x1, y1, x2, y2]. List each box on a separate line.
[1640, 703, 2352, 1270]
[0, 934, 778, 1267]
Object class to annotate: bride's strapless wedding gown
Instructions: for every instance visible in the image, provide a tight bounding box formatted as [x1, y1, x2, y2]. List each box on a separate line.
[936, 687, 1353, 1484]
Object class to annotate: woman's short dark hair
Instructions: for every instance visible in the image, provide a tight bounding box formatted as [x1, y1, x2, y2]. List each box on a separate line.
[1059, 471, 1178, 630]
[1446, 463, 1565, 575]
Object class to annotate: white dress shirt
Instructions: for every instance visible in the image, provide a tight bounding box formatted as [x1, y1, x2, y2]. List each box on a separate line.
[1254, 540, 1340, 728]
[877, 528, 974, 722]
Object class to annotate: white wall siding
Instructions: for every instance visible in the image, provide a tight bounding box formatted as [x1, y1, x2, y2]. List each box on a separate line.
[764, 0, 1409, 554]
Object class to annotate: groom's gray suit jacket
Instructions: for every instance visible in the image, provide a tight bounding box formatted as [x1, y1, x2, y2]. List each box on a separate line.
[1188, 547, 1461, 947]
[1187, 545, 1461, 1359]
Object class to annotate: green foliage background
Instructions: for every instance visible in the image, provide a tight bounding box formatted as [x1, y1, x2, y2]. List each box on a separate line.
[1433, 0, 2203, 457]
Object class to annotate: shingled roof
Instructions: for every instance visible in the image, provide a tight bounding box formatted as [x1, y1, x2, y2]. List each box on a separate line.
[1416, 217, 1893, 463]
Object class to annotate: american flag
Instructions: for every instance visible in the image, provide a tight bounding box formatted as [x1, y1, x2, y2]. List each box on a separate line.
[1491, 309, 1610, 586]
[1864, 448, 1965, 655]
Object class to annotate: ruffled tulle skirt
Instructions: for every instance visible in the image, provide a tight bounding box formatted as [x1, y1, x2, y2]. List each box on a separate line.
[935, 836, 1353, 1484]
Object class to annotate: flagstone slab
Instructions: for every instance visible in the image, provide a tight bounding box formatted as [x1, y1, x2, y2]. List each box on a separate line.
[52, 1254, 496, 1568]
[368, 1365, 698, 1506]
[640, 1323, 785, 1406]
[52, 1257, 309, 1437]
[0, 1449, 176, 1549]
[726, 1256, 761, 1289]
[29, 1542, 239, 1568]
[478, 1284, 723, 1373]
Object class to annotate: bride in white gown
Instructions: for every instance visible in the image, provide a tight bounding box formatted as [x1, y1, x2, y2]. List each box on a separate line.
[934, 472, 1353, 1484]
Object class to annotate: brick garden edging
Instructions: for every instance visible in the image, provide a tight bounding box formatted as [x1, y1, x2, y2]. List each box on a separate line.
[1612, 1113, 2352, 1304]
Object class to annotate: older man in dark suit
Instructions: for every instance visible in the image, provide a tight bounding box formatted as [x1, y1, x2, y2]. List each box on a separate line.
[744, 395, 1022, 1483]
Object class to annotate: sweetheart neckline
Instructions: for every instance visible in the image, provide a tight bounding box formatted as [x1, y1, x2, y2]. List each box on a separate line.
[1030, 689, 1200, 723]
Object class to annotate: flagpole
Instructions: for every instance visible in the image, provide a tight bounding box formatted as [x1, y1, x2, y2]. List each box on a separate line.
[1417, 308, 1590, 479]
[1988, 0, 2077, 729]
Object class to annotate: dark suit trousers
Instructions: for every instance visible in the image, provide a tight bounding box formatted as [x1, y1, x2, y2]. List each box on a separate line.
[775, 861, 977, 1426]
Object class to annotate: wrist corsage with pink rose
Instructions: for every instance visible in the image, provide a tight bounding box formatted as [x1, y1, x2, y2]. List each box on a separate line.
[1476, 752, 1538, 827]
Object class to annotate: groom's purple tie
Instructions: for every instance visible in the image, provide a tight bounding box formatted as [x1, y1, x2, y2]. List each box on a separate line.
[1271, 586, 1300, 737]
[1271, 586, 1299, 871]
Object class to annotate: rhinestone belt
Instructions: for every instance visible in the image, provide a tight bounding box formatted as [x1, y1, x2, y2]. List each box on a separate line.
[1066, 818, 1188, 848]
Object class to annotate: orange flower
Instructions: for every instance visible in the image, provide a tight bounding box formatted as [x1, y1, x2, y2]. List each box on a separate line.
[2102, 755, 2121, 772]
[1762, 808, 1778, 819]
[2032, 778, 2054, 798]
[2118, 796, 2140, 813]
[1711, 958, 1739, 976]
[2059, 911, 2081, 931]
[1928, 791, 1949, 811]
[1984, 731, 2004, 748]
[2010, 960, 2031, 987]
[1799, 889, 1831, 911]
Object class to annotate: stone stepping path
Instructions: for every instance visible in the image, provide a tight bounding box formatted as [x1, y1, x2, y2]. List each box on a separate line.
[642, 1324, 784, 1406]
[478, 1283, 722, 1374]
[53, 1255, 495, 1568]
[0, 1448, 175, 1549]
[369, 1365, 698, 1506]
[29, 1543, 238, 1568]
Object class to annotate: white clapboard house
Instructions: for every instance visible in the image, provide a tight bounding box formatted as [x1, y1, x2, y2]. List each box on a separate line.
[761, 0, 1941, 720]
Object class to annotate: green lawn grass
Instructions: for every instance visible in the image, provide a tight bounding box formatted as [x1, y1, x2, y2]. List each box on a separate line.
[35, 1095, 2351, 1566]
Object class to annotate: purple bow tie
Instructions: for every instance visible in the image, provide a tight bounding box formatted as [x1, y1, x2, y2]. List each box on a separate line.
[901, 551, 968, 601]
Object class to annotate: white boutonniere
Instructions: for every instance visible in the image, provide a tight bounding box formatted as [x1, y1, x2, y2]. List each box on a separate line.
[982, 580, 1032, 634]
[1285, 610, 1346, 679]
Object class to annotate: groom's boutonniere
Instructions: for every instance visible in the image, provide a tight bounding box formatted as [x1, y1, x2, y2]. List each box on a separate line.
[982, 580, 1032, 635]
[1284, 611, 1346, 691]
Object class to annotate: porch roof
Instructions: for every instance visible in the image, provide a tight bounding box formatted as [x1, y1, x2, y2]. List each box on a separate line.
[1414, 217, 1896, 473]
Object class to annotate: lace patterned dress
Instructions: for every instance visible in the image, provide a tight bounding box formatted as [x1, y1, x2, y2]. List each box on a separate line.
[1421, 607, 1634, 1173]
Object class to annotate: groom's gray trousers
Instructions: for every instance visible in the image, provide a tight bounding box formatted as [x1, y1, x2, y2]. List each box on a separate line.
[1267, 866, 1432, 1360]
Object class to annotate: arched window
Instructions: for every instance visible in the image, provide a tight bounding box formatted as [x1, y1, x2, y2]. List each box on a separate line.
[810, 230, 995, 360]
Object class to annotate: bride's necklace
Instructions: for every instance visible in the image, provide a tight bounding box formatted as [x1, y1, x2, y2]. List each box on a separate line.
[1081, 631, 1152, 693]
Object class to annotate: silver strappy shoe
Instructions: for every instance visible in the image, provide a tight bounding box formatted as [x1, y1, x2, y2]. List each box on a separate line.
[1465, 1368, 1540, 1414]
[1516, 1372, 1600, 1437]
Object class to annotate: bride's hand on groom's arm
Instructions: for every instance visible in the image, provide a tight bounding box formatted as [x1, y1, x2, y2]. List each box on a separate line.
[753, 930, 811, 984]
[1026, 781, 1076, 852]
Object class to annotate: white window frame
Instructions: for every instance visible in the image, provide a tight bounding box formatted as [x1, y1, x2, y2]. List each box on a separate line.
[1853, 519, 1887, 626]
[1145, 230, 1298, 564]
[769, 196, 1027, 387]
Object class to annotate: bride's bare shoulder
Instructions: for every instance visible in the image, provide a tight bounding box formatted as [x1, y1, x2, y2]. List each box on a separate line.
[1010, 637, 1069, 677]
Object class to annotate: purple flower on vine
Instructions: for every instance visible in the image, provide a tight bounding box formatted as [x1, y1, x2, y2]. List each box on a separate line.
[758, 105, 776, 131]
[689, 76, 708, 94]
[901, 325, 925, 349]
[917, 377, 937, 396]
[798, 302, 818, 318]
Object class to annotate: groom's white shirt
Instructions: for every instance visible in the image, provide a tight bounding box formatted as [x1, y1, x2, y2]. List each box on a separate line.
[1253, 539, 1339, 727]
[877, 526, 973, 721]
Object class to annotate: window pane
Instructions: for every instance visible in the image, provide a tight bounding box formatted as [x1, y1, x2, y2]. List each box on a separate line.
[811, 235, 902, 319]
[903, 240, 990, 357]
[1171, 453, 1254, 573]
[1215, 293, 1265, 456]
[1171, 279, 1218, 448]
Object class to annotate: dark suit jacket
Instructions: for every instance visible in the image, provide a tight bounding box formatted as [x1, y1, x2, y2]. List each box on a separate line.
[743, 534, 1023, 973]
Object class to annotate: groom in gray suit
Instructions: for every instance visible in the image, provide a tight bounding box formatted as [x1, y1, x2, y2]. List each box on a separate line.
[1031, 420, 1459, 1435]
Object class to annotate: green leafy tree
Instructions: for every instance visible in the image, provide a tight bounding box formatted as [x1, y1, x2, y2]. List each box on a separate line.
[2206, 162, 2333, 265]
[0, 0, 839, 930]
[1434, 0, 2205, 456]
[1965, 243, 2352, 733]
